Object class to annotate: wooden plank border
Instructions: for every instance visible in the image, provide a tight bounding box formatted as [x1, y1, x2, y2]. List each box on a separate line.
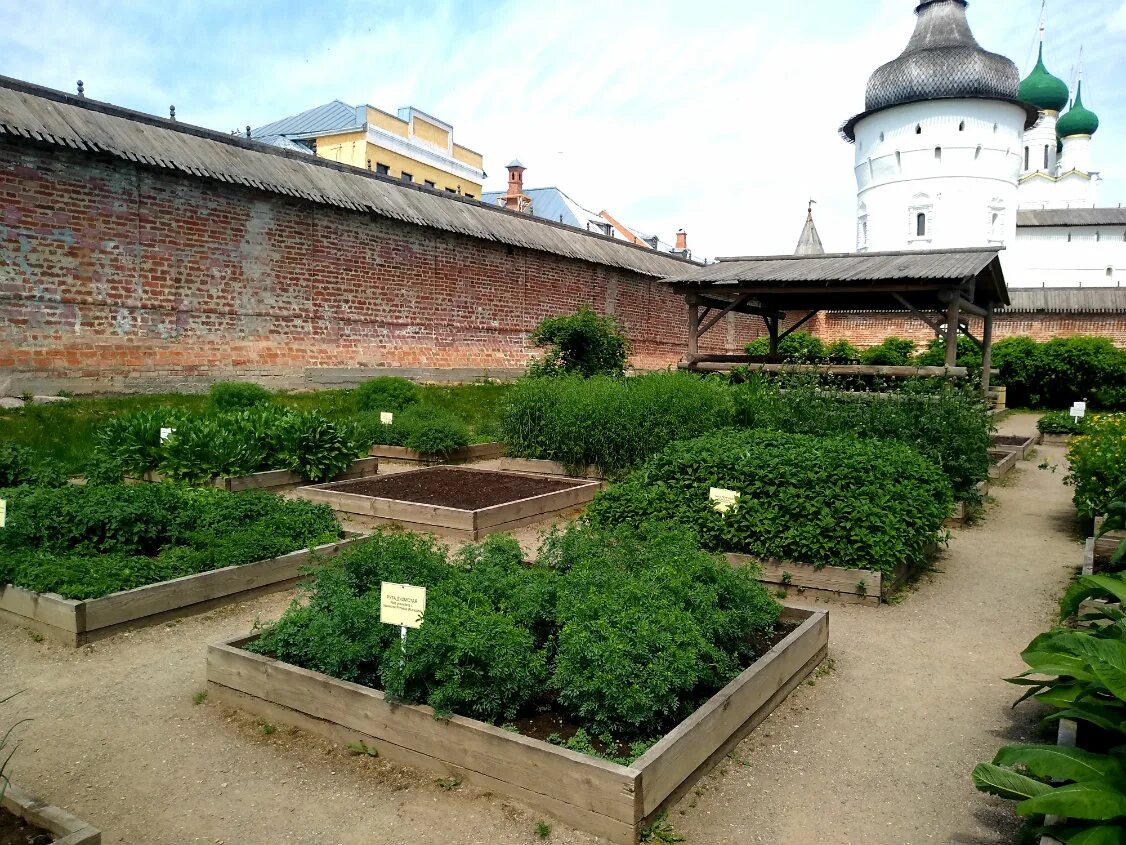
[487, 457, 605, 480]
[988, 448, 1020, 480]
[725, 553, 914, 605]
[0, 537, 364, 646]
[295, 467, 603, 540]
[206, 607, 827, 845]
[1041, 433, 1074, 447]
[368, 442, 506, 465]
[1, 782, 101, 845]
[990, 433, 1040, 460]
[218, 457, 380, 492]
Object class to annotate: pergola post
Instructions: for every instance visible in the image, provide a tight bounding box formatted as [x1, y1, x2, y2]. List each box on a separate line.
[767, 316, 779, 355]
[687, 296, 699, 360]
[944, 298, 960, 367]
[981, 303, 994, 397]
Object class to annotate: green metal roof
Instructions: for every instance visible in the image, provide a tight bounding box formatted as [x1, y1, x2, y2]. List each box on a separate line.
[1057, 81, 1100, 137]
[1018, 44, 1069, 112]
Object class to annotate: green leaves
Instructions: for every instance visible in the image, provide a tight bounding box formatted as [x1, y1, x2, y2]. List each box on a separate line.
[993, 745, 1122, 782]
[1020, 781, 1126, 821]
[972, 763, 1054, 801]
[1062, 575, 1126, 620]
[527, 308, 629, 379]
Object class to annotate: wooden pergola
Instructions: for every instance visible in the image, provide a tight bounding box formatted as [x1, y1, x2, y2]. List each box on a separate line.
[661, 247, 1010, 394]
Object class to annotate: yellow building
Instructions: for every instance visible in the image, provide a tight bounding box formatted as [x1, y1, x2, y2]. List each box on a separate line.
[252, 100, 485, 198]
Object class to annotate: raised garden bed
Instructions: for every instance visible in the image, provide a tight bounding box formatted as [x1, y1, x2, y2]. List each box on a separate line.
[990, 433, 1039, 460]
[1040, 433, 1074, 447]
[726, 552, 916, 606]
[1, 782, 100, 845]
[294, 467, 602, 540]
[368, 442, 505, 465]
[207, 605, 827, 845]
[486, 457, 604, 480]
[988, 448, 1019, 480]
[0, 537, 364, 646]
[132, 457, 380, 492]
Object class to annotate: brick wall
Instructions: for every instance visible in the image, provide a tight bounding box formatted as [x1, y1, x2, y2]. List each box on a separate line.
[0, 140, 763, 394]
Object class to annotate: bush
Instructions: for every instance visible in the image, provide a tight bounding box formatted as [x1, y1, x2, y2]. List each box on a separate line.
[858, 337, 916, 366]
[90, 409, 180, 478]
[912, 335, 982, 368]
[744, 331, 825, 362]
[274, 411, 365, 482]
[824, 339, 861, 363]
[1065, 414, 1126, 518]
[528, 308, 628, 378]
[501, 372, 735, 475]
[0, 444, 67, 488]
[1037, 410, 1084, 435]
[731, 378, 990, 498]
[209, 381, 273, 411]
[0, 485, 339, 598]
[992, 335, 1126, 409]
[586, 429, 952, 575]
[353, 377, 421, 413]
[251, 524, 781, 745]
[400, 407, 471, 455]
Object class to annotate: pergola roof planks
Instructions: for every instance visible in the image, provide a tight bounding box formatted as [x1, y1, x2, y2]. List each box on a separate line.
[660, 247, 1010, 393]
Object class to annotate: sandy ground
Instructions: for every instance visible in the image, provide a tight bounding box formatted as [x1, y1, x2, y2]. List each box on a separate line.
[0, 412, 1081, 844]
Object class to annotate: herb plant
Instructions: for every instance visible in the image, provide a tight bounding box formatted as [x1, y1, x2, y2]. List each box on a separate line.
[527, 308, 629, 378]
[209, 381, 273, 411]
[353, 377, 421, 413]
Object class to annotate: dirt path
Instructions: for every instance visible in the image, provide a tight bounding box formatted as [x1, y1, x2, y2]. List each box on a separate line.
[0, 413, 1081, 845]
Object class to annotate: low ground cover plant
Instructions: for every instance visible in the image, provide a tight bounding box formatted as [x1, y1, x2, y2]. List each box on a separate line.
[586, 429, 952, 575]
[501, 372, 734, 476]
[731, 377, 990, 499]
[0, 485, 339, 599]
[251, 525, 782, 755]
[1038, 410, 1085, 435]
[353, 377, 421, 413]
[0, 444, 68, 488]
[1065, 414, 1126, 518]
[209, 381, 273, 411]
[992, 335, 1126, 410]
[527, 308, 628, 378]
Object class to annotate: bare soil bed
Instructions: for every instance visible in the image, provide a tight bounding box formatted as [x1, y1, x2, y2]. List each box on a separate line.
[0, 807, 50, 845]
[326, 467, 584, 510]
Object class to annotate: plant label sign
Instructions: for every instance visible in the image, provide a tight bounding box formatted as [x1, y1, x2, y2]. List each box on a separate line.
[380, 582, 426, 629]
[1071, 401, 1086, 420]
[709, 487, 740, 514]
[0, 499, 6, 528]
[160, 427, 175, 442]
[380, 412, 394, 426]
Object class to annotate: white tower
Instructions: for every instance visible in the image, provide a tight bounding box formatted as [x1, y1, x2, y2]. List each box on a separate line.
[842, 0, 1038, 252]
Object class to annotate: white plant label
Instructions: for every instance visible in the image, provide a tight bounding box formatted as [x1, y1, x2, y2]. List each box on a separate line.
[380, 582, 426, 629]
[160, 427, 175, 442]
[1071, 401, 1086, 420]
[0, 499, 6, 528]
[709, 487, 740, 514]
[380, 412, 394, 426]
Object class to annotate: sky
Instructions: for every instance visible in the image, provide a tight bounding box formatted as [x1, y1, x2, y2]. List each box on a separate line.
[3, 0, 1124, 261]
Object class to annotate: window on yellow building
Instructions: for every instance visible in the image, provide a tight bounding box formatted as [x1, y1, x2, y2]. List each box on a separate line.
[465, 193, 475, 199]
[424, 180, 436, 188]
[375, 163, 389, 176]
[401, 172, 413, 183]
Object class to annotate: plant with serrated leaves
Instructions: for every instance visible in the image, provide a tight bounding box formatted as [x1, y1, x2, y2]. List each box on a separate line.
[0, 443, 67, 488]
[274, 411, 366, 482]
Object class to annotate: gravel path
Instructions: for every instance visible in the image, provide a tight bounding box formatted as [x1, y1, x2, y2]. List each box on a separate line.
[0, 413, 1081, 844]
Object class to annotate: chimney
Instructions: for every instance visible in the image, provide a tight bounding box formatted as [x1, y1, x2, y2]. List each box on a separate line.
[506, 159, 526, 198]
[675, 229, 687, 251]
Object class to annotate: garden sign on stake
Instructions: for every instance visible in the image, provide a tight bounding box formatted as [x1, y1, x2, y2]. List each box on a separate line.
[1071, 400, 1087, 423]
[709, 487, 740, 514]
[380, 581, 426, 666]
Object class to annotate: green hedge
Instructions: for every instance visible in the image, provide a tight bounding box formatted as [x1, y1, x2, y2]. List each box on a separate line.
[992, 335, 1126, 409]
[730, 379, 990, 498]
[528, 308, 629, 378]
[585, 430, 952, 575]
[0, 484, 339, 599]
[500, 372, 735, 475]
[251, 525, 780, 748]
[1064, 413, 1126, 518]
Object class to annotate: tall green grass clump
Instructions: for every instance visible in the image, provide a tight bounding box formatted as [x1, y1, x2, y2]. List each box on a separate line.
[353, 377, 421, 413]
[501, 372, 735, 476]
[209, 381, 273, 411]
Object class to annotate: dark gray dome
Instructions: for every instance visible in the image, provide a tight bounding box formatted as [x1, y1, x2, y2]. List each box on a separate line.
[864, 0, 1020, 112]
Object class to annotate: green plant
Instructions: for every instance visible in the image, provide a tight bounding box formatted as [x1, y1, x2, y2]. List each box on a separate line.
[640, 811, 685, 843]
[435, 776, 462, 791]
[345, 740, 379, 757]
[209, 381, 273, 411]
[858, 337, 916, 366]
[744, 331, 827, 362]
[535, 821, 551, 839]
[912, 335, 982, 368]
[399, 407, 470, 456]
[0, 443, 67, 488]
[261, 723, 276, 735]
[1039, 410, 1085, 435]
[0, 691, 29, 802]
[275, 411, 366, 482]
[586, 429, 952, 575]
[91, 409, 180, 478]
[1065, 414, 1126, 517]
[192, 691, 207, 705]
[992, 335, 1126, 410]
[528, 308, 629, 378]
[353, 377, 421, 413]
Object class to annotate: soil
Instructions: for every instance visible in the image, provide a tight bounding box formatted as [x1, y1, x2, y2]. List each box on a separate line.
[0, 411, 1085, 844]
[324, 467, 585, 510]
[992, 434, 1034, 446]
[0, 807, 51, 845]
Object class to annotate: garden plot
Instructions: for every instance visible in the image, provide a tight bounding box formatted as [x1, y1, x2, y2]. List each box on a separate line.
[725, 553, 915, 606]
[1, 782, 100, 845]
[207, 606, 826, 845]
[367, 442, 505, 465]
[988, 448, 1019, 480]
[295, 467, 601, 539]
[989, 433, 1039, 460]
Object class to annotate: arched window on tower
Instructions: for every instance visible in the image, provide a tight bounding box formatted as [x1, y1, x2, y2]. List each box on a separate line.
[916, 213, 927, 237]
[934, 146, 942, 163]
[1044, 145, 1050, 169]
[959, 121, 965, 131]
[915, 124, 922, 135]
[1024, 147, 1030, 170]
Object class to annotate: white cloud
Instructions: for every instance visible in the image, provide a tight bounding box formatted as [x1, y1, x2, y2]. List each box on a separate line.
[1110, 1, 1126, 32]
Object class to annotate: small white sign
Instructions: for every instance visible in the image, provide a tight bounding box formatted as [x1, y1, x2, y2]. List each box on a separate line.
[1071, 401, 1087, 421]
[0, 499, 6, 528]
[709, 487, 740, 514]
[380, 412, 394, 426]
[380, 582, 426, 629]
[160, 427, 175, 442]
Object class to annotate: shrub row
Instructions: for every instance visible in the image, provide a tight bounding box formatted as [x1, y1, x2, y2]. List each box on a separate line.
[585, 429, 953, 575]
[500, 372, 735, 476]
[251, 525, 781, 746]
[730, 378, 991, 498]
[992, 335, 1126, 409]
[0, 484, 340, 599]
[1065, 413, 1126, 518]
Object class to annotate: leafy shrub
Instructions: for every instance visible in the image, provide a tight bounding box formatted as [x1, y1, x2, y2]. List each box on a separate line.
[1065, 414, 1126, 518]
[586, 429, 952, 575]
[0, 485, 339, 598]
[731, 378, 990, 498]
[209, 381, 273, 411]
[400, 407, 471, 455]
[252, 525, 781, 744]
[160, 410, 275, 484]
[912, 335, 982, 368]
[501, 372, 735, 475]
[992, 335, 1126, 409]
[744, 331, 826, 362]
[353, 377, 421, 413]
[274, 411, 365, 482]
[91, 409, 180, 478]
[1037, 410, 1084, 435]
[824, 339, 861, 363]
[528, 308, 629, 378]
[858, 337, 916, 366]
[0, 444, 67, 488]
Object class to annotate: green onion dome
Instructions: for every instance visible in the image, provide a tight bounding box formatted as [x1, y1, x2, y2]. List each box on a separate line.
[1019, 45, 1069, 112]
[1057, 82, 1100, 137]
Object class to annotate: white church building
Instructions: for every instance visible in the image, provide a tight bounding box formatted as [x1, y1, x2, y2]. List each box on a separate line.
[840, 0, 1125, 290]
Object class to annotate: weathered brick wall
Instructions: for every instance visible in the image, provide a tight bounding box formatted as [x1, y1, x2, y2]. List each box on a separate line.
[810, 311, 1126, 350]
[0, 139, 763, 394]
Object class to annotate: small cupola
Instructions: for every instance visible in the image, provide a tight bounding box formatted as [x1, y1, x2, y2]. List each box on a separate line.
[1019, 44, 1070, 112]
[1057, 81, 1100, 137]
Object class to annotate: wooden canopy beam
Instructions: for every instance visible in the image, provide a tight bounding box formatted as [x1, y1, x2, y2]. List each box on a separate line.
[778, 310, 819, 341]
[699, 294, 751, 336]
[892, 293, 945, 336]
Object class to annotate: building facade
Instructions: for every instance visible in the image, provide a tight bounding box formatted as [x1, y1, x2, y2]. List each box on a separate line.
[253, 101, 486, 198]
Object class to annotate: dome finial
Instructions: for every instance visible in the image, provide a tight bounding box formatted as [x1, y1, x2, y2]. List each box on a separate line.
[1019, 2, 1069, 113]
[1057, 59, 1099, 138]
